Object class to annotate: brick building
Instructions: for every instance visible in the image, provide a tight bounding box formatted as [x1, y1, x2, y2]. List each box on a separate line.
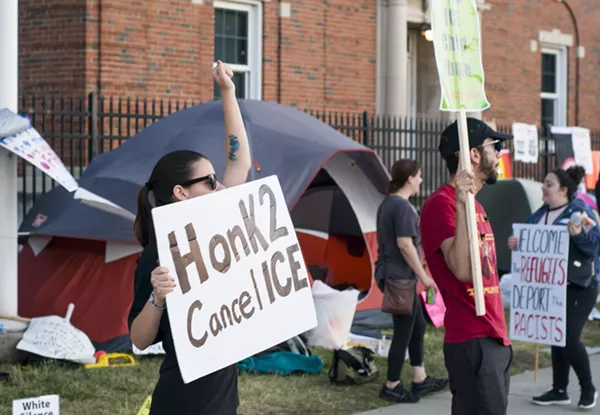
[18, 0, 600, 129]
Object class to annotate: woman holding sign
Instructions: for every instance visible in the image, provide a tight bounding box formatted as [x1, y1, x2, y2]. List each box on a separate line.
[128, 61, 251, 415]
[508, 165, 600, 409]
[375, 159, 448, 404]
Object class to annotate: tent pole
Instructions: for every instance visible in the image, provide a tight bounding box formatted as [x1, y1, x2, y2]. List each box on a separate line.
[0, 0, 19, 317]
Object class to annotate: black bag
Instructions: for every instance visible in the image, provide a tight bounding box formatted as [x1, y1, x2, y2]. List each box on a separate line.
[328, 347, 379, 385]
[567, 244, 595, 288]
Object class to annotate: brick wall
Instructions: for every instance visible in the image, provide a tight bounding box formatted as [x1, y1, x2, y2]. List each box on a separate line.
[481, 0, 600, 130]
[18, 0, 377, 113]
[19, 0, 87, 94]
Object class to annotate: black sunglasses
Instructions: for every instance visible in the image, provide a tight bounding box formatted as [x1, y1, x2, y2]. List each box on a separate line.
[480, 139, 502, 152]
[180, 173, 218, 190]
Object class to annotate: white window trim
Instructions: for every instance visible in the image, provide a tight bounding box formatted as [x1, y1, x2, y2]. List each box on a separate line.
[540, 46, 567, 127]
[213, 0, 263, 100]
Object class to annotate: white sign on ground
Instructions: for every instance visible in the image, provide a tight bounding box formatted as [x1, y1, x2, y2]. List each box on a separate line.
[152, 175, 318, 384]
[13, 394, 59, 415]
[509, 224, 568, 347]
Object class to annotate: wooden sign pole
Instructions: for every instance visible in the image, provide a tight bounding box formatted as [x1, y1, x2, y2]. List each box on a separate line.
[457, 110, 486, 316]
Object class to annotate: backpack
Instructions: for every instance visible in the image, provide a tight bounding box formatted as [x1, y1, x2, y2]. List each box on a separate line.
[328, 347, 379, 385]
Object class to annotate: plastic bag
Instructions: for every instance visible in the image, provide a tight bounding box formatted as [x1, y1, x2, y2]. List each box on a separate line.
[304, 280, 359, 349]
[499, 273, 513, 309]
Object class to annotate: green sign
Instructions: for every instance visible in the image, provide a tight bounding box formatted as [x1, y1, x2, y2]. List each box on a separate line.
[431, 0, 490, 111]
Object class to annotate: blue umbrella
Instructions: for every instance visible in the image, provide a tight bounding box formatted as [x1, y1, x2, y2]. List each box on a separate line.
[19, 99, 388, 244]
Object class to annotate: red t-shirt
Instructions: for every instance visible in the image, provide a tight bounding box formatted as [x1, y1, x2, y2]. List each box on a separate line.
[420, 184, 510, 346]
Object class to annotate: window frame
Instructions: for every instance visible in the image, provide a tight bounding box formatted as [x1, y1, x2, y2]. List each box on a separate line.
[213, 0, 263, 100]
[540, 46, 567, 127]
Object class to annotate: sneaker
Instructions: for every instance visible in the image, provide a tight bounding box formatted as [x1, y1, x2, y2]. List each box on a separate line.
[532, 389, 571, 406]
[412, 376, 449, 397]
[379, 384, 421, 403]
[579, 387, 598, 410]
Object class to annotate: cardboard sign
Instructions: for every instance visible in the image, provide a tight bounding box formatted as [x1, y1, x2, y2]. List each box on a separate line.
[152, 175, 318, 384]
[0, 109, 78, 192]
[431, 0, 490, 111]
[509, 224, 568, 347]
[13, 394, 59, 415]
[512, 123, 538, 163]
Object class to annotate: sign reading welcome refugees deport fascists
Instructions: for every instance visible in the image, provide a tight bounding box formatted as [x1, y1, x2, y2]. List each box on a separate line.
[152, 175, 318, 384]
[431, 0, 490, 111]
[509, 224, 568, 347]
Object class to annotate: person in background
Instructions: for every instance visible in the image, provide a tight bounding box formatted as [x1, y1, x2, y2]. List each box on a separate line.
[420, 118, 514, 415]
[375, 159, 449, 404]
[128, 61, 251, 415]
[508, 165, 600, 410]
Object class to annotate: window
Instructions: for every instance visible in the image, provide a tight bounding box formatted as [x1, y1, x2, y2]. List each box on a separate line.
[540, 47, 567, 128]
[213, 0, 262, 100]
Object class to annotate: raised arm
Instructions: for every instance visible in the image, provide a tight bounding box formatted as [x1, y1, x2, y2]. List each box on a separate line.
[213, 60, 251, 188]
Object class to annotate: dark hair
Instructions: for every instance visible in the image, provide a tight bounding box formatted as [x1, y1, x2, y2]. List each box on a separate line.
[443, 147, 488, 176]
[388, 159, 421, 193]
[551, 164, 586, 200]
[134, 150, 207, 247]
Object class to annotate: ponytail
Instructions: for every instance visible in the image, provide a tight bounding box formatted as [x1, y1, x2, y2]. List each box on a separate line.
[134, 185, 154, 248]
[388, 181, 399, 194]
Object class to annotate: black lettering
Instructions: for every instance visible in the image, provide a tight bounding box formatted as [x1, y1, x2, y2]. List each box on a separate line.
[239, 291, 255, 319]
[187, 300, 208, 348]
[168, 223, 209, 294]
[239, 195, 269, 253]
[287, 243, 308, 291]
[231, 298, 242, 323]
[209, 233, 231, 273]
[270, 251, 292, 297]
[259, 184, 289, 243]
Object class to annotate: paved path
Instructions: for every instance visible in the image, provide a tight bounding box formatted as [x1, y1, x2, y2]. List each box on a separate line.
[355, 353, 600, 414]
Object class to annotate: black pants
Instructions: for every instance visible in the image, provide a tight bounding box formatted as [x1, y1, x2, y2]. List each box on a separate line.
[552, 282, 599, 392]
[444, 337, 513, 415]
[387, 291, 426, 381]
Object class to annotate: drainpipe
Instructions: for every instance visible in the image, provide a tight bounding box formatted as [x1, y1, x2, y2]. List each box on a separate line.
[385, 0, 408, 119]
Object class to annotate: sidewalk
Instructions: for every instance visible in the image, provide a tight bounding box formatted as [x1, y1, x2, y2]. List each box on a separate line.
[355, 353, 600, 414]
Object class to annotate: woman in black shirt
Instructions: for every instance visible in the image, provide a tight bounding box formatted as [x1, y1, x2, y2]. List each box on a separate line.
[128, 61, 251, 415]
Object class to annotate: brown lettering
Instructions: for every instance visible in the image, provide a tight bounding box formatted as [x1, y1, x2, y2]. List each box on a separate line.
[219, 303, 233, 328]
[250, 270, 264, 311]
[287, 243, 308, 291]
[169, 223, 209, 294]
[231, 298, 242, 323]
[227, 225, 250, 261]
[239, 291, 255, 319]
[239, 195, 269, 253]
[262, 260, 276, 304]
[209, 313, 224, 336]
[187, 300, 208, 348]
[270, 251, 292, 297]
[259, 184, 289, 243]
[209, 234, 231, 273]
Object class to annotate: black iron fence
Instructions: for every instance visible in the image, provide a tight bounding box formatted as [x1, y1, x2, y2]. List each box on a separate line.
[16, 93, 600, 222]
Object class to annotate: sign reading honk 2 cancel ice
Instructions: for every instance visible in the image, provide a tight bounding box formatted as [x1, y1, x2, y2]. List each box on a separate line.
[152, 175, 318, 383]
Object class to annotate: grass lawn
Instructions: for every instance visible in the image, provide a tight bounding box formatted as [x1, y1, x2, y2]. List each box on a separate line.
[2, 311, 600, 415]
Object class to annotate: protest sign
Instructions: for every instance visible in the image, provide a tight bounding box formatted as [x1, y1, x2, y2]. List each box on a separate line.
[509, 224, 568, 347]
[431, 0, 488, 315]
[13, 394, 59, 415]
[152, 175, 318, 384]
[512, 123, 538, 164]
[0, 109, 78, 192]
[431, 0, 490, 112]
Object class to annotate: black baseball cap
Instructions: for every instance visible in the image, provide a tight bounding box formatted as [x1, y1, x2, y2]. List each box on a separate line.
[438, 117, 513, 160]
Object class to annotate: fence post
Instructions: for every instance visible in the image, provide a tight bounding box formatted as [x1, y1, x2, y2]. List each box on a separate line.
[362, 111, 370, 147]
[89, 91, 98, 162]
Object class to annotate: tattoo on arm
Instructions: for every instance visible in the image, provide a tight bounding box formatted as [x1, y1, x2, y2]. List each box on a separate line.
[228, 134, 240, 161]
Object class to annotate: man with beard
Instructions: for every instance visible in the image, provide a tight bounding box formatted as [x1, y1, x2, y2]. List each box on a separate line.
[420, 118, 514, 415]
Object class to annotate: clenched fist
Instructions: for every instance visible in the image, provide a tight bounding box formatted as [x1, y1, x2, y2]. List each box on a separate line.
[150, 266, 176, 306]
[212, 60, 235, 92]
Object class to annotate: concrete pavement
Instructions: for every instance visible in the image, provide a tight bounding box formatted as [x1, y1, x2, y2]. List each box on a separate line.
[355, 353, 600, 414]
